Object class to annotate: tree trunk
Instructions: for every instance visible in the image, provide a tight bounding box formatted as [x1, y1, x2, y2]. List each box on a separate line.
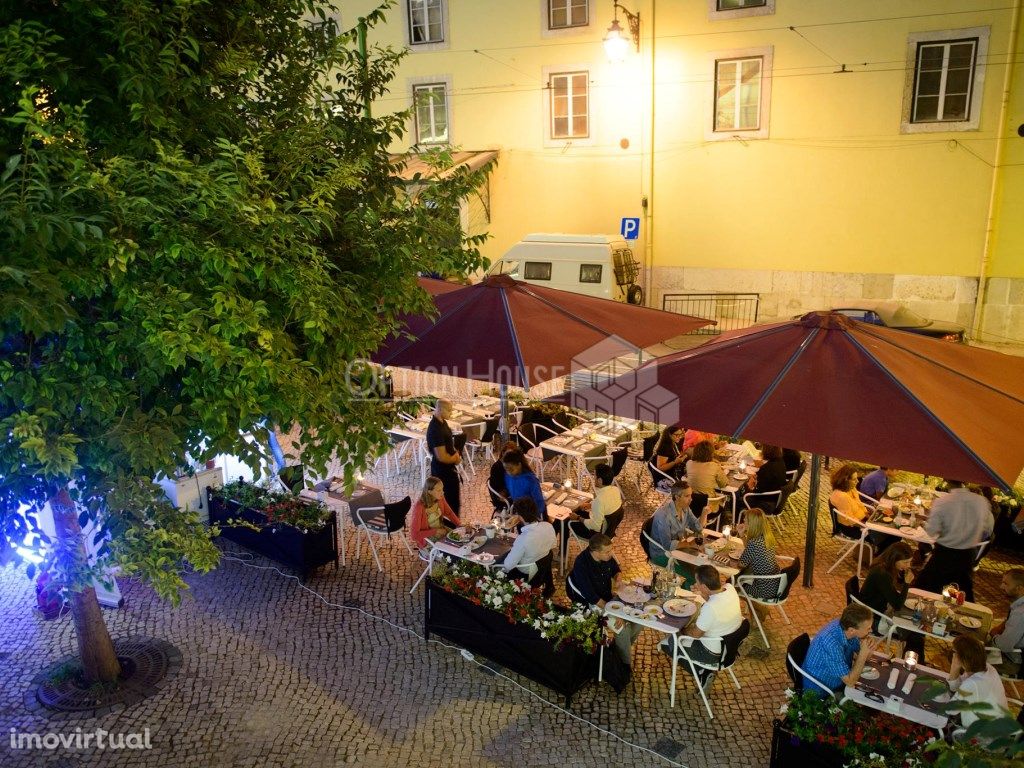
[50, 487, 122, 683]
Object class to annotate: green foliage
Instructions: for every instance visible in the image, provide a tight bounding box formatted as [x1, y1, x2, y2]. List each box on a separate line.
[0, 0, 489, 607]
[214, 479, 332, 532]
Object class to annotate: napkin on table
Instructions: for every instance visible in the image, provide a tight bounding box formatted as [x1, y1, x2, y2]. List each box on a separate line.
[886, 668, 901, 689]
[901, 673, 917, 694]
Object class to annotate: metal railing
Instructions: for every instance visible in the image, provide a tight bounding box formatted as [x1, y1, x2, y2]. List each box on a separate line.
[662, 293, 760, 335]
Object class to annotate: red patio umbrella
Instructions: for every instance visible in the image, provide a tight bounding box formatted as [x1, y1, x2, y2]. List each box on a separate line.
[375, 274, 713, 389]
[550, 311, 1024, 584]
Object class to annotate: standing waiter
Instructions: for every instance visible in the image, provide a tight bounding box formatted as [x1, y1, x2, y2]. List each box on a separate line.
[426, 399, 462, 515]
[914, 481, 993, 601]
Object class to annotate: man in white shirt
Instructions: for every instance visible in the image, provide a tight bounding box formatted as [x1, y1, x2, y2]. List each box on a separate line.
[915, 482, 994, 601]
[663, 564, 743, 665]
[563, 463, 623, 560]
[503, 498, 556, 581]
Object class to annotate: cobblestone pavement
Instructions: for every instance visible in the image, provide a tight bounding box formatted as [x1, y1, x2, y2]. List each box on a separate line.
[1, 450, 1021, 768]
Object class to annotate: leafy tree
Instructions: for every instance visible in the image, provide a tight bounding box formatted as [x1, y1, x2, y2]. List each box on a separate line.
[0, 0, 489, 682]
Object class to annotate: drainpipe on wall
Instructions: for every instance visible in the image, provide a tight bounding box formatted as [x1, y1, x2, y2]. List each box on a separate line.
[971, 0, 1021, 340]
[644, 0, 656, 307]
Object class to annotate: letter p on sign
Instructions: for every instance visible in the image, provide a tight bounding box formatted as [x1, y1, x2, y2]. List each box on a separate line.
[620, 217, 640, 240]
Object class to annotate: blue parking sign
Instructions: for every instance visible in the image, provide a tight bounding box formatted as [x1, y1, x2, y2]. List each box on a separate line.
[620, 217, 640, 240]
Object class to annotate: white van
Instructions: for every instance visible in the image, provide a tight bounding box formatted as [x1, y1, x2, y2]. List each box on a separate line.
[486, 233, 644, 304]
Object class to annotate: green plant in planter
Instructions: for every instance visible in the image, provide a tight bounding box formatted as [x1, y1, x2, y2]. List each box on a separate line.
[214, 480, 331, 532]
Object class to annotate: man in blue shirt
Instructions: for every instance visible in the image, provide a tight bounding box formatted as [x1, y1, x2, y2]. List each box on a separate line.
[860, 467, 895, 501]
[802, 604, 879, 695]
[502, 449, 547, 521]
[650, 481, 704, 558]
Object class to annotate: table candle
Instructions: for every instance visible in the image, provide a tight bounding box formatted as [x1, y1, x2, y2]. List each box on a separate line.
[913, 494, 922, 506]
[564, 479, 573, 489]
[722, 525, 732, 538]
[904, 651, 918, 671]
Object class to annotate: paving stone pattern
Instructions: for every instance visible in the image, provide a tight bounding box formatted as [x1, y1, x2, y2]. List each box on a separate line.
[1, 450, 1021, 768]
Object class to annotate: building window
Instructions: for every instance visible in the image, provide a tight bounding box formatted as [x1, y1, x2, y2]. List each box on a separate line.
[549, 71, 589, 139]
[579, 264, 602, 284]
[549, 0, 588, 29]
[912, 39, 977, 123]
[408, 0, 444, 45]
[901, 27, 988, 133]
[715, 56, 763, 132]
[709, 0, 774, 20]
[413, 83, 448, 144]
[524, 262, 552, 280]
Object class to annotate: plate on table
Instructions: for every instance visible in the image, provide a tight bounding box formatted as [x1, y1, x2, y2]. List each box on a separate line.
[446, 527, 473, 544]
[730, 472, 747, 481]
[472, 552, 495, 564]
[643, 605, 662, 618]
[881, 516, 894, 523]
[471, 536, 488, 549]
[728, 548, 745, 560]
[904, 598, 921, 611]
[605, 600, 625, 612]
[899, 525, 920, 534]
[662, 599, 697, 618]
[887, 487, 903, 499]
[958, 616, 982, 630]
[616, 585, 651, 605]
[861, 666, 881, 681]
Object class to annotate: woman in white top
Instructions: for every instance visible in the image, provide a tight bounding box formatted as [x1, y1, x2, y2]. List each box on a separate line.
[685, 440, 729, 496]
[947, 635, 1010, 732]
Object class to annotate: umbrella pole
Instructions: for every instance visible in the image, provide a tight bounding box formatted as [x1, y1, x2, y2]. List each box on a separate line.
[500, 383, 509, 440]
[802, 454, 822, 588]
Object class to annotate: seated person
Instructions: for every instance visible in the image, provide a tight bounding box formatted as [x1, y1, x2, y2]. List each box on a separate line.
[488, 440, 518, 512]
[858, 542, 924, 659]
[859, 466, 896, 501]
[409, 476, 460, 548]
[745, 444, 788, 501]
[684, 440, 729, 496]
[802, 604, 879, 696]
[829, 463, 869, 530]
[989, 568, 1024, 674]
[947, 635, 1010, 733]
[502, 449, 547, 522]
[653, 424, 687, 481]
[737, 508, 781, 601]
[650, 481, 704, 565]
[564, 463, 623, 559]
[782, 447, 802, 474]
[502, 498, 556, 581]
[682, 428, 718, 454]
[662, 565, 743, 665]
[566, 535, 642, 667]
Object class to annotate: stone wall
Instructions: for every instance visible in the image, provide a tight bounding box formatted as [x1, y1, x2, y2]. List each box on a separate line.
[652, 266, 982, 330]
[978, 277, 1024, 346]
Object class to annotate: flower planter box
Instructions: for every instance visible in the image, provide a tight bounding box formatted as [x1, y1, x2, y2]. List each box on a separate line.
[769, 720, 845, 768]
[424, 579, 596, 706]
[207, 490, 338, 581]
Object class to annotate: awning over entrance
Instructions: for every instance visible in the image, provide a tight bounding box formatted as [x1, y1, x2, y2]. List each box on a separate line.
[389, 150, 499, 182]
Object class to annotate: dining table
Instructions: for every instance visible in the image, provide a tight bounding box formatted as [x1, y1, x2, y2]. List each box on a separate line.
[599, 583, 704, 707]
[887, 587, 994, 645]
[539, 432, 609, 488]
[541, 481, 593, 572]
[324, 479, 386, 566]
[844, 651, 951, 730]
[669, 528, 747, 582]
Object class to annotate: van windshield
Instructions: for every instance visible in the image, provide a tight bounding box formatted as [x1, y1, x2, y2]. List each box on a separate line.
[487, 259, 520, 277]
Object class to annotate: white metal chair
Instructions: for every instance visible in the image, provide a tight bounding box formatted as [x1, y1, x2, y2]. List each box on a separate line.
[670, 619, 750, 718]
[463, 416, 500, 468]
[353, 496, 414, 572]
[826, 504, 873, 577]
[648, 459, 675, 492]
[743, 489, 783, 531]
[736, 555, 799, 649]
[409, 545, 437, 594]
[786, 633, 836, 699]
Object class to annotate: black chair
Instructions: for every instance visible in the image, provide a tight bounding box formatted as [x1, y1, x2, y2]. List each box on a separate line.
[844, 574, 861, 605]
[609, 445, 628, 479]
[640, 516, 656, 560]
[794, 458, 808, 487]
[354, 496, 414, 572]
[628, 431, 661, 491]
[786, 632, 835, 698]
[673, 618, 751, 718]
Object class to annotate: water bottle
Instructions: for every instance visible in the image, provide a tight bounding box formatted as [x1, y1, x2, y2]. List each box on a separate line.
[651, 568, 659, 597]
[912, 601, 922, 625]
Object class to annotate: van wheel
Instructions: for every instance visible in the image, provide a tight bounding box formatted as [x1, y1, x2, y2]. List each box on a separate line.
[626, 285, 644, 305]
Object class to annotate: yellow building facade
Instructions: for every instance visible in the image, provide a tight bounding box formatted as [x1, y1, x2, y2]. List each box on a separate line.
[350, 0, 1023, 342]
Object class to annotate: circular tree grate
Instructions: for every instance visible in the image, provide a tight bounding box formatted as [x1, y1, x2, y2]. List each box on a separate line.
[28, 637, 181, 715]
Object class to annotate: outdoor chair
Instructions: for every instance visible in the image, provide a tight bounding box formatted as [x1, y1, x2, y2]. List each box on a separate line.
[742, 490, 783, 530]
[640, 516, 661, 562]
[527, 551, 555, 597]
[516, 423, 554, 480]
[462, 417, 500, 468]
[670, 619, 750, 717]
[826, 503, 872, 578]
[844, 574, 861, 605]
[627, 432, 660, 492]
[736, 556, 799, 649]
[786, 633, 836, 698]
[353, 496, 414, 572]
[488, 480, 510, 515]
[603, 508, 625, 538]
[704, 493, 728, 531]
[374, 434, 413, 478]
[648, 460, 675, 491]
[848, 594, 899, 643]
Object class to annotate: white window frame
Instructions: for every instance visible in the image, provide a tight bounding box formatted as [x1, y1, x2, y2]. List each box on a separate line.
[542, 65, 595, 146]
[543, 0, 590, 37]
[404, 0, 449, 51]
[411, 80, 451, 145]
[708, 0, 774, 21]
[705, 46, 773, 141]
[901, 27, 988, 134]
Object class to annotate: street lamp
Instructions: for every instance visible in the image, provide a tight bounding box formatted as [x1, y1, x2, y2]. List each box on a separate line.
[603, 2, 640, 62]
